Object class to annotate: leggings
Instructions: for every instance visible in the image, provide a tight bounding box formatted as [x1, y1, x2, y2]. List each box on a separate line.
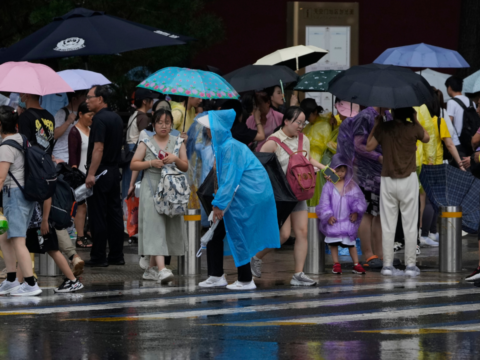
[421, 197, 438, 237]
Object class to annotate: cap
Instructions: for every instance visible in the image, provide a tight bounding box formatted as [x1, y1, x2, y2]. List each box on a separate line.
[335, 101, 360, 118]
[135, 88, 160, 101]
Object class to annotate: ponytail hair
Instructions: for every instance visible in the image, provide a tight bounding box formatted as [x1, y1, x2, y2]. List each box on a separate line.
[274, 106, 304, 132]
[0, 105, 19, 134]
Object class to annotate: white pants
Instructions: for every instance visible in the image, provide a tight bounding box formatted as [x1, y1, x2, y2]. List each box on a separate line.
[380, 172, 419, 267]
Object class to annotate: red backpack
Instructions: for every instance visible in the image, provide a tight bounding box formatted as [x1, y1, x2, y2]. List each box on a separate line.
[270, 133, 316, 201]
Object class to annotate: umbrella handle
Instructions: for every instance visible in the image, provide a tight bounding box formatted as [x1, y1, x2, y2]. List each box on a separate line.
[182, 104, 187, 132]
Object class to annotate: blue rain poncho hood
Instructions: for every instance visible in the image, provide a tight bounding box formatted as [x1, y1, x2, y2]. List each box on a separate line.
[204, 109, 280, 267]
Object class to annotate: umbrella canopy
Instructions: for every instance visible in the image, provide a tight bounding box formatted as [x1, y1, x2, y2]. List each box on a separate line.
[254, 45, 328, 71]
[463, 69, 480, 95]
[223, 65, 299, 93]
[374, 43, 469, 68]
[197, 153, 297, 229]
[57, 69, 110, 91]
[420, 164, 480, 233]
[0, 8, 189, 63]
[415, 68, 451, 101]
[0, 61, 73, 96]
[328, 64, 434, 108]
[294, 70, 343, 92]
[138, 67, 238, 100]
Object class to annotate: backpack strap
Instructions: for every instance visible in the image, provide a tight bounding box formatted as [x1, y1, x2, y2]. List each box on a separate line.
[269, 136, 294, 156]
[450, 97, 467, 111]
[173, 136, 184, 156]
[298, 133, 304, 152]
[140, 136, 159, 159]
[61, 107, 70, 123]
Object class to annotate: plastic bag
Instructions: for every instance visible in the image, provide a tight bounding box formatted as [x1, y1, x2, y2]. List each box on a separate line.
[125, 197, 139, 237]
[414, 105, 437, 165]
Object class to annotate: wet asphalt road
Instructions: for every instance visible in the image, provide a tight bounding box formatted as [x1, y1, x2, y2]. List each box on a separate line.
[0, 272, 479, 360]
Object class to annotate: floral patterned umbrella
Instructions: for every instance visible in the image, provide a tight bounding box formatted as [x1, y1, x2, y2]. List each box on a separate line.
[293, 70, 343, 92]
[138, 67, 238, 99]
[138, 67, 238, 131]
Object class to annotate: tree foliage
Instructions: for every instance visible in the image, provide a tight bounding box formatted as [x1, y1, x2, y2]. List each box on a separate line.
[0, 0, 225, 109]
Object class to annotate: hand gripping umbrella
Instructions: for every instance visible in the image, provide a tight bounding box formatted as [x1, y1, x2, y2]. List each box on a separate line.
[137, 67, 239, 131]
[328, 63, 434, 109]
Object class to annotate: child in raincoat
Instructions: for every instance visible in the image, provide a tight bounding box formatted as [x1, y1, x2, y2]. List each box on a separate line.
[316, 155, 367, 275]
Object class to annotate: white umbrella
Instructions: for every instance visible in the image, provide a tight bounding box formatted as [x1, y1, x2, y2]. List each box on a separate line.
[463, 69, 480, 95]
[254, 45, 328, 71]
[415, 68, 451, 101]
[57, 69, 111, 91]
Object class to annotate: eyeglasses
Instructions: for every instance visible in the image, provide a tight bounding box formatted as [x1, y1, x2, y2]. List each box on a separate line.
[156, 122, 172, 128]
[294, 120, 307, 128]
[86, 95, 99, 100]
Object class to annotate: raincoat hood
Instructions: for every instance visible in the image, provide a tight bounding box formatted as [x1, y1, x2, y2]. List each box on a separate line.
[330, 154, 354, 188]
[207, 109, 235, 151]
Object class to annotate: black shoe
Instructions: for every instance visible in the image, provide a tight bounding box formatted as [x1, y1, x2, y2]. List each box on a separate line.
[85, 259, 109, 267]
[108, 259, 125, 266]
[54, 278, 84, 293]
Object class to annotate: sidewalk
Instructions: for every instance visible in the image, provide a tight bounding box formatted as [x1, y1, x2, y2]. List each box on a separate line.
[0, 234, 475, 289]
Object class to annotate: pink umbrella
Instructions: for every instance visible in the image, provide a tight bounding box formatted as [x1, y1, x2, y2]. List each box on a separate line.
[0, 61, 73, 96]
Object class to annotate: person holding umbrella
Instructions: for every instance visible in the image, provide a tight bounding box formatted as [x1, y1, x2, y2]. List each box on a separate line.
[366, 107, 430, 276]
[171, 95, 202, 132]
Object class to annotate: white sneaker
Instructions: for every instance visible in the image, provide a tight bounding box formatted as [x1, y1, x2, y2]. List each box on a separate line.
[381, 266, 393, 276]
[139, 256, 150, 270]
[142, 266, 158, 280]
[420, 236, 439, 247]
[10, 282, 42, 296]
[199, 274, 228, 288]
[416, 245, 421, 255]
[226, 280, 256, 290]
[405, 265, 421, 277]
[0, 279, 21, 295]
[157, 268, 174, 284]
[462, 231, 468, 237]
[250, 257, 262, 278]
[290, 272, 316, 286]
[428, 232, 439, 242]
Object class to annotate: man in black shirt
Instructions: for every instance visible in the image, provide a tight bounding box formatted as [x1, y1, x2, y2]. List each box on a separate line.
[85, 85, 124, 267]
[18, 94, 56, 155]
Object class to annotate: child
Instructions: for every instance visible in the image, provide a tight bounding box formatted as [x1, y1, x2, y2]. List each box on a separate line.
[316, 155, 367, 275]
[26, 199, 84, 293]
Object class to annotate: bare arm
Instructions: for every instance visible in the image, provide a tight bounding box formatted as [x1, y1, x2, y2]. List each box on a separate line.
[252, 109, 265, 142]
[85, 142, 104, 188]
[444, 137, 465, 170]
[260, 140, 278, 153]
[54, 113, 75, 140]
[41, 198, 52, 235]
[472, 132, 480, 149]
[0, 162, 11, 190]
[309, 157, 327, 171]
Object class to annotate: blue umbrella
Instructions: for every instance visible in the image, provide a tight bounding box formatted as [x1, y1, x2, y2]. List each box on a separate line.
[374, 43, 469, 68]
[420, 165, 480, 233]
[0, 8, 190, 63]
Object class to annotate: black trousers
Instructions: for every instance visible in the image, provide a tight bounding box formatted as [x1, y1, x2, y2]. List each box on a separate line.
[206, 219, 252, 282]
[421, 197, 438, 237]
[87, 166, 124, 262]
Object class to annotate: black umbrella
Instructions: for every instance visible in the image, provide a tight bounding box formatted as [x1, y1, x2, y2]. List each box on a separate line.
[197, 153, 297, 229]
[223, 65, 299, 93]
[328, 64, 434, 108]
[0, 8, 191, 63]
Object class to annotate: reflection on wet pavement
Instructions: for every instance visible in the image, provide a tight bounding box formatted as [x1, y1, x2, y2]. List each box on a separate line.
[0, 245, 478, 359]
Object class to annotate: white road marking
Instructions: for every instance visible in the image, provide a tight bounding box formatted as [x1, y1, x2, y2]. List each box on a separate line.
[64, 287, 479, 321]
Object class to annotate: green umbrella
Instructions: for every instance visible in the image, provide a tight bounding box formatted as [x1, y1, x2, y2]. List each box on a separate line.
[293, 70, 343, 92]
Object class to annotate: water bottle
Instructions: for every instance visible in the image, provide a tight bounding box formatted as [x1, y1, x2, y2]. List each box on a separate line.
[0, 211, 8, 235]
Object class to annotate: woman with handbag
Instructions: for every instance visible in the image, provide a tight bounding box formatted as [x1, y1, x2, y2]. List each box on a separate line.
[130, 109, 189, 284]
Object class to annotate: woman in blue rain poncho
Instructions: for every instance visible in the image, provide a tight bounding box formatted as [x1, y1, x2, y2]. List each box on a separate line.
[197, 109, 280, 290]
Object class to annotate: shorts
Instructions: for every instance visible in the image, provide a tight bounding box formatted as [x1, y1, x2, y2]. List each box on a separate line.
[26, 227, 59, 254]
[292, 200, 307, 213]
[325, 236, 355, 248]
[3, 187, 35, 239]
[360, 187, 380, 216]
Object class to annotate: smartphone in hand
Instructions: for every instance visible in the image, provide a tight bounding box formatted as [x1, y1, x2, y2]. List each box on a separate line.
[323, 167, 340, 184]
[158, 150, 167, 160]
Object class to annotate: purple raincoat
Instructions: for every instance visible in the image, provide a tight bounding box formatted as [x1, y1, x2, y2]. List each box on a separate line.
[316, 154, 367, 245]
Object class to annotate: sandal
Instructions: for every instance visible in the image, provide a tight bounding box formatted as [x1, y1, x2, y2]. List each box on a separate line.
[76, 236, 93, 248]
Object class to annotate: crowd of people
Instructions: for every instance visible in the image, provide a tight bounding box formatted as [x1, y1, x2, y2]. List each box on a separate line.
[0, 73, 479, 296]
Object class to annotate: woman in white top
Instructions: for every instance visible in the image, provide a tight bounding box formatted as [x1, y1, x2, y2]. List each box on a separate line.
[68, 102, 93, 248]
[251, 107, 328, 286]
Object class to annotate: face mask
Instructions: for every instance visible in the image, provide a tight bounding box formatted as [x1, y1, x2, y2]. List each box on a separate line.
[17, 99, 26, 109]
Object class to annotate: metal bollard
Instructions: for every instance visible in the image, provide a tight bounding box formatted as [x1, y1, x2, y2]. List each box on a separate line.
[304, 206, 325, 274]
[439, 206, 463, 273]
[37, 253, 61, 277]
[178, 209, 201, 275]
